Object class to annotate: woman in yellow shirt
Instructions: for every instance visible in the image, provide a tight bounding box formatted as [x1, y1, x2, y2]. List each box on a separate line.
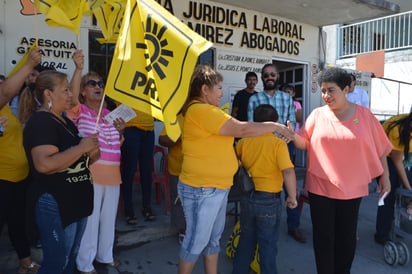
[375, 112, 412, 244]
[0, 48, 41, 273]
[177, 65, 294, 274]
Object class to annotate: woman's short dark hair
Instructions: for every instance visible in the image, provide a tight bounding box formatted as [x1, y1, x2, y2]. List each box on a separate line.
[317, 67, 352, 91]
[253, 104, 278, 122]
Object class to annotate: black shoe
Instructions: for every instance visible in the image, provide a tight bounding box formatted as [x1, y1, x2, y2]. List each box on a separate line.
[288, 229, 306, 243]
[125, 215, 137, 225]
[142, 206, 155, 221]
[374, 234, 389, 245]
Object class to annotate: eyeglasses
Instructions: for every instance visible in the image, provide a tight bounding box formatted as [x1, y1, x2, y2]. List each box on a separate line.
[262, 72, 277, 78]
[86, 80, 105, 88]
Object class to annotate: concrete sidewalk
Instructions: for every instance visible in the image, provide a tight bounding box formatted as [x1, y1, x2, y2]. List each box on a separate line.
[1, 168, 412, 273]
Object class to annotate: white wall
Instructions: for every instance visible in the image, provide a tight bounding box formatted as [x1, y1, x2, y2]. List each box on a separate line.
[3, 0, 323, 110]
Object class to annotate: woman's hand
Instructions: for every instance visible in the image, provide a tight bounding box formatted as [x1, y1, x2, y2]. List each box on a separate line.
[113, 117, 126, 134]
[72, 50, 84, 70]
[274, 122, 294, 143]
[0, 116, 8, 127]
[377, 175, 391, 198]
[79, 133, 99, 153]
[27, 47, 42, 68]
[286, 196, 298, 209]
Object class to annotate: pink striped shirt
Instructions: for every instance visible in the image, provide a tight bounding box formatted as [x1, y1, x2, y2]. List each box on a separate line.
[67, 104, 122, 186]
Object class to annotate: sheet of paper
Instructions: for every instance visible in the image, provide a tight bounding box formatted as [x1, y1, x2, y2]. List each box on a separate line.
[378, 191, 389, 206]
[104, 104, 136, 124]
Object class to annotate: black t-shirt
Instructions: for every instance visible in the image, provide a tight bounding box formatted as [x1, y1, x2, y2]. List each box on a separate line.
[23, 111, 93, 227]
[232, 89, 257, 121]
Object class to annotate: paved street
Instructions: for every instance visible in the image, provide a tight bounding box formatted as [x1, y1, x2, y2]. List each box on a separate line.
[1, 169, 412, 273]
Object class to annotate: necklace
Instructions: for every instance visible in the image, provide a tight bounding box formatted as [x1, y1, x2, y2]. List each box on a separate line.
[39, 109, 76, 137]
[51, 115, 76, 138]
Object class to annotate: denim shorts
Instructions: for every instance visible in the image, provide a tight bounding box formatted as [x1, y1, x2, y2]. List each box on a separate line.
[177, 181, 229, 263]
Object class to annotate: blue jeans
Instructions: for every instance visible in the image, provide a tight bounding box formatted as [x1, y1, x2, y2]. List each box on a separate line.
[284, 186, 300, 230]
[121, 127, 154, 216]
[36, 193, 87, 274]
[177, 181, 229, 263]
[232, 191, 282, 274]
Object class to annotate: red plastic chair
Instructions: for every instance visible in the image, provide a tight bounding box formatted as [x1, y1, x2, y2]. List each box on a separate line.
[152, 145, 171, 214]
[133, 145, 171, 214]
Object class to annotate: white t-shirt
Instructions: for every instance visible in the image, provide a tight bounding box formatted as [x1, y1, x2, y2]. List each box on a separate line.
[347, 87, 369, 108]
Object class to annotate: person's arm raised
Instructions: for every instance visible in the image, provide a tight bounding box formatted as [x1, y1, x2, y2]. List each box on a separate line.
[0, 48, 41, 108]
[70, 49, 84, 107]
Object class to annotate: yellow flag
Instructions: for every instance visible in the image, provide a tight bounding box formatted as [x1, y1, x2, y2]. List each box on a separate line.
[106, 0, 213, 141]
[34, 0, 89, 34]
[7, 41, 38, 78]
[92, 0, 126, 44]
[220, 102, 230, 115]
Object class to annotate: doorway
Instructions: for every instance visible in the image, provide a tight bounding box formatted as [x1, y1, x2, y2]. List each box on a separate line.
[276, 60, 308, 167]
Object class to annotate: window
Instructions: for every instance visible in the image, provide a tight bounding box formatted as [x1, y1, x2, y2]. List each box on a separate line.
[197, 48, 215, 68]
[88, 31, 115, 79]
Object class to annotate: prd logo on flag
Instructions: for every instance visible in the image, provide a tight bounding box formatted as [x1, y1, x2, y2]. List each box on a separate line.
[109, 0, 200, 117]
[131, 14, 174, 100]
[106, 0, 212, 141]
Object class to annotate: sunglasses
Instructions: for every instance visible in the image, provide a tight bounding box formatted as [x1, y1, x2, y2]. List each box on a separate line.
[86, 79, 105, 88]
[262, 72, 277, 78]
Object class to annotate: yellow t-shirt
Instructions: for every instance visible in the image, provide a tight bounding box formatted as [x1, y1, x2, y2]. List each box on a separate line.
[0, 105, 29, 182]
[236, 133, 293, 193]
[179, 101, 237, 189]
[159, 114, 184, 176]
[384, 114, 412, 169]
[126, 109, 154, 131]
[384, 114, 412, 153]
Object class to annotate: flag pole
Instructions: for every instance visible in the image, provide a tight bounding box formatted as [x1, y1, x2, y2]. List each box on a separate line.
[76, 34, 80, 49]
[93, 93, 106, 133]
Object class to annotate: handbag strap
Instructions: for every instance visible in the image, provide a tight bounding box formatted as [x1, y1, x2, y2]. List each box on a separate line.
[234, 145, 247, 170]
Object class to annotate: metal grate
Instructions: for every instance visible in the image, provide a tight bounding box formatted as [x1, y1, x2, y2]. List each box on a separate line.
[339, 11, 412, 58]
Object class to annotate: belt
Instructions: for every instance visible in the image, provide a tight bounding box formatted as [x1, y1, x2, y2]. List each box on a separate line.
[252, 190, 281, 198]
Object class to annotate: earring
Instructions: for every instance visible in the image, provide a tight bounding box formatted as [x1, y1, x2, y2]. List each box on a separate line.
[48, 100, 52, 110]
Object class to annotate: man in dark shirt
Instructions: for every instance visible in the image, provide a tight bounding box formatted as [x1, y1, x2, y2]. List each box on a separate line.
[231, 72, 258, 121]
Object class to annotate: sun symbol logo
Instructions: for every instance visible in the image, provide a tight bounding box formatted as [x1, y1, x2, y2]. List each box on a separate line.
[136, 14, 174, 80]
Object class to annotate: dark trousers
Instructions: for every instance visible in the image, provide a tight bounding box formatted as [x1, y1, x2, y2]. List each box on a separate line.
[121, 127, 154, 217]
[0, 179, 31, 259]
[375, 157, 400, 240]
[309, 192, 361, 274]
